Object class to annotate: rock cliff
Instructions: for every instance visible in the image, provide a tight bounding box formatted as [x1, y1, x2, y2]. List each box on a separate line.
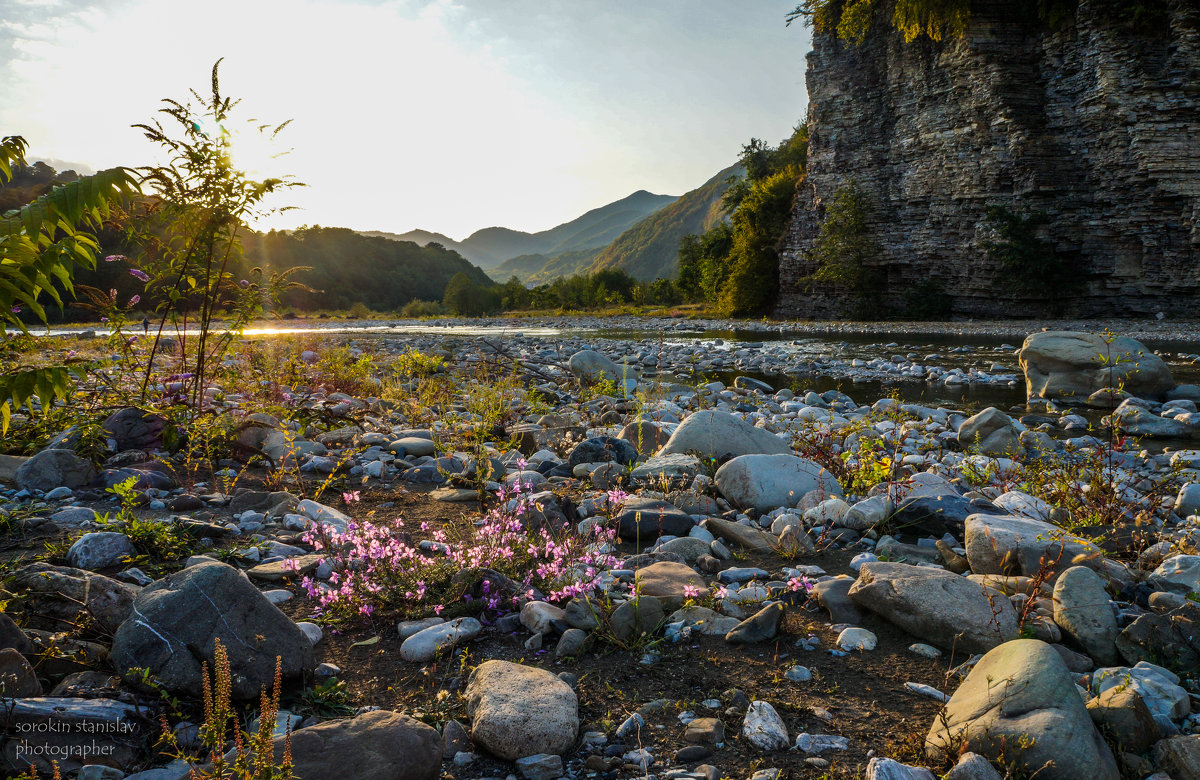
[777, 0, 1200, 318]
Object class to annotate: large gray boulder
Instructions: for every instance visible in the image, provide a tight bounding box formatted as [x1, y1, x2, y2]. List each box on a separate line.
[927, 639, 1119, 780]
[14, 449, 97, 492]
[957, 408, 1021, 456]
[1, 697, 151, 774]
[102, 407, 169, 452]
[714, 453, 842, 512]
[848, 562, 1018, 653]
[9, 563, 134, 633]
[465, 660, 579, 760]
[1052, 566, 1119, 665]
[613, 497, 694, 541]
[1018, 331, 1173, 401]
[273, 710, 442, 780]
[67, 531, 136, 570]
[964, 514, 1103, 579]
[658, 410, 790, 460]
[567, 350, 632, 384]
[111, 560, 314, 698]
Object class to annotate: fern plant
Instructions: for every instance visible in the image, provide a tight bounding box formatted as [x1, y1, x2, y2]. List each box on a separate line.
[0, 135, 137, 433]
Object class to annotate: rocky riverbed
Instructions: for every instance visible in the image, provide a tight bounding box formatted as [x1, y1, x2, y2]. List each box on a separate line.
[0, 325, 1198, 780]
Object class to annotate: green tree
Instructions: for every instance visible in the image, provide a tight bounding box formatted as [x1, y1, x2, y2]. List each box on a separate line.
[806, 181, 883, 301]
[718, 165, 801, 316]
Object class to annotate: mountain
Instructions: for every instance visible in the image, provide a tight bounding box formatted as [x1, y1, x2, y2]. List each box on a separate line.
[368, 190, 678, 275]
[463, 189, 678, 267]
[491, 249, 603, 285]
[587, 164, 742, 281]
[359, 229, 501, 268]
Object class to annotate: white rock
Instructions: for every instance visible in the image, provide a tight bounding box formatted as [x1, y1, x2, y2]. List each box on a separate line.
[837, 627, 877, 651]
[742, 700, 790, 751]
[399, 617, 482, 662]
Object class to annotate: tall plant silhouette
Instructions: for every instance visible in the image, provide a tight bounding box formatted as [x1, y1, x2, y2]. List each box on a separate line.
[131, 59, 305, 412]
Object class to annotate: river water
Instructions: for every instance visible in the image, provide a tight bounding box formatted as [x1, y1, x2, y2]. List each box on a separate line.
[41, 318, 1200, 414]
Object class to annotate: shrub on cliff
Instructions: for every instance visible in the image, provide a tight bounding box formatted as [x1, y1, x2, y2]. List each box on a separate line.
[981, 204, 1080, 311]
[805, 181, 884, 310]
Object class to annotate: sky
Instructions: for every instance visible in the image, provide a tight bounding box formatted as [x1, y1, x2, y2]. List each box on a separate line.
[2, 0, 811, 239]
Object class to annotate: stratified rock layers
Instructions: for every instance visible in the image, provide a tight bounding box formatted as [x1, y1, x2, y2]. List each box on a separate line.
[778, 0, 1200, 318]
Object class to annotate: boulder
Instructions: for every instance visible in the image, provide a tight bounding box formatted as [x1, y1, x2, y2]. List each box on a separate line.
[1051, 566, 1119, 665]
[613, 497, 694, 542]
[110, 560, 314, 698]
[701, 517, 776, 552]
[273, 710, 441, 780]
[926, 639, 1118, 780]
[67, 532, 136, 570]
[658, 410, 790, 460]
[10, 563, 134, 633]
[567, 350, 628, 384]
[1110, 404, 1190, 438]
[1085, 685, 1160, 754]
[14, 449, 97, 492]
[0, 698, 151, 774]
[957, 408, 1021, 456]
[102, 407, 169, 452]
[634, 562, 707, 609]
[567, 436, 638, 469]
[619, 421, 670, 455]
[1018, 331, 1173, 401]
[1153, 735, 1200, 780]
[741, 701, 789, 750]
[714, 454, 842, 513]
[1149, 554, 1200, 594]
[1114, 601, 1199, 671]
[0, 647, 42, 696]
[848, 562, 1018, 653]
[629, 453, 700, 483]
[465, 661, 579, 760]
[609, 596, 665, 643]
[399, 618, 482, 663]
[1091, 662, 1190, 733]
[964, 514, 1103, 579]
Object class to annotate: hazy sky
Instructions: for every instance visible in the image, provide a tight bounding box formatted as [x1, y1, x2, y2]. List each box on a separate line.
[3, 0, 811, 238]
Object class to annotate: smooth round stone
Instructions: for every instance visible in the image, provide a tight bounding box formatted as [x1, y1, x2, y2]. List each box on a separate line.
[908, 643, 942, 659]
[785, 665, 813, 682]
[837, 627, 877, 651]
[296, 621, 323, 645]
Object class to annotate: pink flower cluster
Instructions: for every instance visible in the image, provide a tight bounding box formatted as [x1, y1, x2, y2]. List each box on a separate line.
[297, 478, 618, 623]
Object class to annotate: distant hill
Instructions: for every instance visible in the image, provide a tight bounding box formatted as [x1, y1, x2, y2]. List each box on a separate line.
[242, 227, 493, 310]
[588, 164, 741, 281]
[368, 189, 678, 274]
[490, 249, 602, 285]
[359, 229, 501, 268]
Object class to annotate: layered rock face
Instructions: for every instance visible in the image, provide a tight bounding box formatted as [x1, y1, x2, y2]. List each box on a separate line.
[778, 0, 1200, 318]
